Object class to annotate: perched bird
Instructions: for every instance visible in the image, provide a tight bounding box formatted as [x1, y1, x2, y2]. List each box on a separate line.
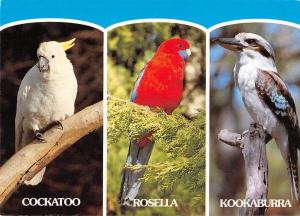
[214, 33, 300, 202]
[15, 38, 77, 185]
[119, 38, 191, 205]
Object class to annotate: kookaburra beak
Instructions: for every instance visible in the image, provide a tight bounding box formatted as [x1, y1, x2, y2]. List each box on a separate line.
[212, 38, 245, 51]
[38, 56, 49, 72]
[179, 48, 191, 60]
[60, 38, 76, 51]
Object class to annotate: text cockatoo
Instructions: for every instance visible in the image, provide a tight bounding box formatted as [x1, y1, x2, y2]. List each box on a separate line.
[15, 38, 77, 186]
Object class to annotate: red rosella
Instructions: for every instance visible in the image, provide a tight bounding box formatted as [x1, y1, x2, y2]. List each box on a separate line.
[119, 38, 191, 205]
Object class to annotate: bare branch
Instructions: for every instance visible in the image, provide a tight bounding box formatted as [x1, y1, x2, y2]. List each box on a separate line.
[218, 123, 269, 216]
[0, 101, 103, 206]
[218, 129, 246, 148]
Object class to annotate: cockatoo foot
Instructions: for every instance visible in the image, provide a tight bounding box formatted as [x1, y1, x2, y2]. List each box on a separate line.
[42, 120, 63, 132]
[34, 130, 46, 143]
[54, 120, 63, 130]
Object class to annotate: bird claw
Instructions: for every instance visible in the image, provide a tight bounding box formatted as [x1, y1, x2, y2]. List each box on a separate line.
[121, 198, 133, 206]
[34, 131, 46, 143]
[32, 121, 63, 143]
[241, 130, 249, 137]
[54, 120, 63, 130]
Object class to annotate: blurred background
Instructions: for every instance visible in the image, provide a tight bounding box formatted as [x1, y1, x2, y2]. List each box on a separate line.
[0, 22, 103, 214]
[107, 23, 206, 215]
[210, 23, 300, 215]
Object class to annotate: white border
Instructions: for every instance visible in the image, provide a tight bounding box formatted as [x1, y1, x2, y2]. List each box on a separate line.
[0, 18, 105, 32]
[208, 19, 300, 32]
[205, 27, 210, 216]
[2, 17, 300, 216]
[2, 18, 300, 32]
[106, 18, 206, 32]
[103, 29, 108, 216]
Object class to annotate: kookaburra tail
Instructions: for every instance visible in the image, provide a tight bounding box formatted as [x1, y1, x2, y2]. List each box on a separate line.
[214, 32, 299, 202]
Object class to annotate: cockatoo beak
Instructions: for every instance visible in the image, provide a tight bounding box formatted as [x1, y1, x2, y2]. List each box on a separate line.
[60, 38, 76, 51]
[38, 56, 49, 72]
[179, 48, 191, 60]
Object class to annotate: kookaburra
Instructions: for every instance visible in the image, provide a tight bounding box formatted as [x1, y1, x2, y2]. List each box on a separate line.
[214, 32, 299, 202]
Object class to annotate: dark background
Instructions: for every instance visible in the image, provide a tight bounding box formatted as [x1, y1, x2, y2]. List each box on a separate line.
[0, 22, 103, 214]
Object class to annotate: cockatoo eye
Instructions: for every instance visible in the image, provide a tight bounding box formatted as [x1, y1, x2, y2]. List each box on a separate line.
[51, 55, 55, 59]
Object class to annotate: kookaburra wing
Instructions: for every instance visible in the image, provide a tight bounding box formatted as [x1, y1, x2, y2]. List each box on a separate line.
[255, 69, 300, 200]
[214, 33, 300, 202]
[15, 38, 77, 186]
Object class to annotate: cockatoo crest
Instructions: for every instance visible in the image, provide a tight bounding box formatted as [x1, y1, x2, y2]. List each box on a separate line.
[60, 38, 76, 51]
[36, 38, 75, 74]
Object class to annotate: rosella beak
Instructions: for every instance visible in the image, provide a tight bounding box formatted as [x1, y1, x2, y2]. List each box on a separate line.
[179, 48, 191, 60]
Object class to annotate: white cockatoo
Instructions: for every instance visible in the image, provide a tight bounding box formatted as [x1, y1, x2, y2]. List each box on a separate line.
[15, 38, 78, 185]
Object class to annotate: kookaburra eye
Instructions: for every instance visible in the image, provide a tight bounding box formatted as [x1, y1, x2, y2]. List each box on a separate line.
[246, 39, 256, 45]
[51, 55, 55, 58]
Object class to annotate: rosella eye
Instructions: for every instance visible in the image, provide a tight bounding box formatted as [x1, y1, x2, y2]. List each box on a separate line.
[51, 55, 55, 58]
[179, 44, 184, 49]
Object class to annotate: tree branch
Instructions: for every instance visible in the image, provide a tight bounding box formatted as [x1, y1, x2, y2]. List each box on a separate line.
[218, 122, 271, 216]
[0, 101, 103, 206]
[218, 129, 246, 148]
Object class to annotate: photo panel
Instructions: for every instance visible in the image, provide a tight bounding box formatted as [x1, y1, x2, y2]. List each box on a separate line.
[107, 22, 206, 215]
[0, 21, 103, 214]
[210, 22, 300, 215]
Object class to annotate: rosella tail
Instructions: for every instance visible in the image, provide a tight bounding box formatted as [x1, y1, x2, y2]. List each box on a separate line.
[119, 138, 154, 205]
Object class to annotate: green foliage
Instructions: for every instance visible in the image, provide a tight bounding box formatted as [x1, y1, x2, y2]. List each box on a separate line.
[108, 23, 195, 71]
[107, 97, 205, 215]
